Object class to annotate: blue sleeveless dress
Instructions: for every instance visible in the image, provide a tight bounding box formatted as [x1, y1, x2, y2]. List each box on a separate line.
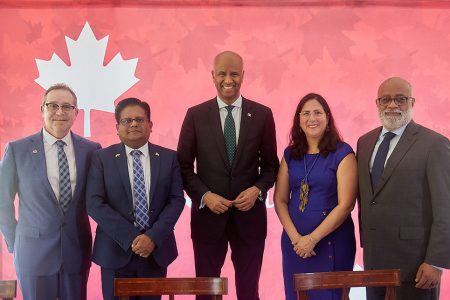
[281, 143, 356, 300]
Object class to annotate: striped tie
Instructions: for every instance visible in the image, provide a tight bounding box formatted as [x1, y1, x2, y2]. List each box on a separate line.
[131, 150, 149, 231]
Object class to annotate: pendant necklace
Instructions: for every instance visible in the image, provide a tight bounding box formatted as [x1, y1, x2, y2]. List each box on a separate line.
[299, 153, 319, 212]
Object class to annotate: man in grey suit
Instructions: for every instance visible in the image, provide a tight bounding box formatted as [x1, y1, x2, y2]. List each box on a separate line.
[0, 83, 101, 300]
[357, 77, 450, 300]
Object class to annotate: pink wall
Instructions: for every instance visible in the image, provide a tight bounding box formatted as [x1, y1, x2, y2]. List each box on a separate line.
[1, 3, 449, 299]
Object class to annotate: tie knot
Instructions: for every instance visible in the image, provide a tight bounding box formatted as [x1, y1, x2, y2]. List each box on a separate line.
[56, 140, 66, 148]
[130, 149, 142, 158]
[225, 105, 234, 113]
[384, 132, 396, 141]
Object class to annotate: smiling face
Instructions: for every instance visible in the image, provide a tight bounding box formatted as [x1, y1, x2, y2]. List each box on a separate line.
[299, 99, 329, 142]
[212, 51, 244, 104]
[116, 105, 152, 149]
[377, 77, 414, 131]
[42, 88, 78, 139]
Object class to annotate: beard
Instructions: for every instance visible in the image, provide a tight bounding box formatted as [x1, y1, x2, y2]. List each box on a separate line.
[378, 105, 413, 131]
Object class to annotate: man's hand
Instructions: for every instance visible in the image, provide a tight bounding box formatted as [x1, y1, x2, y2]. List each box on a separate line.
[131, 234, 156, 258]
[204, 192, 233, 214]
[233, 186, 259, 211]
[415, 262, 443, 289]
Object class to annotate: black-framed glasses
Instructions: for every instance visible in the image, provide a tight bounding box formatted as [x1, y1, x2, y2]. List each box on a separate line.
[119, 118, 147, 126]
[376, 95, 414, 107]
[44, 103, 76, 112]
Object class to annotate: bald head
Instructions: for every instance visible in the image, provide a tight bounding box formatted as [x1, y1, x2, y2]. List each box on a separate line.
[213, 51, 244, 69]
[378, 77, 412, 98]
[211, 51, 245, 104]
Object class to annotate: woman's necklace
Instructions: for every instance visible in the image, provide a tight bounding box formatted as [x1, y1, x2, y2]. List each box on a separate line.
[299, 153, 320, 212]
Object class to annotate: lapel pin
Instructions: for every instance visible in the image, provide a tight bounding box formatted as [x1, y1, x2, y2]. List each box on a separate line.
[247, 113, 252, 117]
[32, 149, 38, 154]
[115, 153, 120, 158]
[155, 152, 160, 156]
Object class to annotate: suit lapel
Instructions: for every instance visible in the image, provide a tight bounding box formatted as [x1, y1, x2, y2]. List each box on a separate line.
[359, 128, 381, 196]
[234, 98, 251, 168]
[373, 122, 419, 196]
[30, 131, 58, 203]
[71, 133, 85, 203]
[208, 99, 230, 169]
[114, 144, 133, 204]
[148, 143, 160, 205]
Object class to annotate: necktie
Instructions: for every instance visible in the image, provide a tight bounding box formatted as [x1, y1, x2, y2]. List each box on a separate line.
[371, 132, 396, 189]
[224, 105, 236, 166]
[56, 140, 72, 213]
[130, 150, 149, 231]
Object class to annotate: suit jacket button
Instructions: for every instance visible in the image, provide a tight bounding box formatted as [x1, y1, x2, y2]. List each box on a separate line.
[371, 201, 376, 205]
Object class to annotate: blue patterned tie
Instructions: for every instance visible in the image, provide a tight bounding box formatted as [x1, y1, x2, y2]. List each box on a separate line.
[371, 132, 396, 189]
[130, 150, 149, 231]
[224, 105, 236, 166]
[56, 140, 72, 213]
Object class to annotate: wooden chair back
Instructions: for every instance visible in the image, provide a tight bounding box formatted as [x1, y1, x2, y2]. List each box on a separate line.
[114, 277, 227, 300]
[0, 280, 17, 300]
[294, 269, 401, 300]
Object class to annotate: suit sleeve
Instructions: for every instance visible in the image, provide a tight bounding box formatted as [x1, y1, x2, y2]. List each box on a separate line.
[253, 108, 279, 198]
[424, 135, 450, 268]
[145, 152, 185, 246]
[177, 108, 210, 208]
[86, 150, 141, 252]
[0, 143, 18, 252]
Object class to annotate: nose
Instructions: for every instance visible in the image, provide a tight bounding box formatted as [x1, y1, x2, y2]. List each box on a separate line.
[387, 98, 399, 109]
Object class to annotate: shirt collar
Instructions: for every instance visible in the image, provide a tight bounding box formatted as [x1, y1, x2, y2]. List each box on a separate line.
[380, 121, 409, 138]
[43, 128, 72, 146]
[125, 143, 149, 158]
[216, 95, 242, 109]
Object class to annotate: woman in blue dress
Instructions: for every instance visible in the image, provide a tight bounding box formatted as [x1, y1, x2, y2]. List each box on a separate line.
[274, 93, 357, 300]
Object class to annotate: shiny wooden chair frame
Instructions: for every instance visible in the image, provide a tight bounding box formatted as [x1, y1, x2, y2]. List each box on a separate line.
[294, 269, 401, 300]
[114, 277, 227, 300]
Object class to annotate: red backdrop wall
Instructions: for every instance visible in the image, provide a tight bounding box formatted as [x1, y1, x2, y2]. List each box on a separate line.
[1, 2, 449, 299]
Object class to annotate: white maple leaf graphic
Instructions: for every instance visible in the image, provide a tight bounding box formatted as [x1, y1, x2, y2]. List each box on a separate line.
[35, 22, 139, 136]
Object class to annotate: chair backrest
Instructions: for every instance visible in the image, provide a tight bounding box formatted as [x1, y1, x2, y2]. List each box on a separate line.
[114, 277, 228, 300]
[0, 280, 17, 300]
[294, 269, 401, 300]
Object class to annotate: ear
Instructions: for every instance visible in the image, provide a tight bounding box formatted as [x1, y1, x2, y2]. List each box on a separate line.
[149, 121, 153, 133]
[211, 70, 215, 79]
[116, 123, 119, 133]
[411, 98, 415, 107]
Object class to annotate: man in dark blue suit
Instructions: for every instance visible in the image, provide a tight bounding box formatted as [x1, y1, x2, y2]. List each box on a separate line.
[177, 51, 279, 300]
[0, 83, 101, 300]
[86, 98, 185, 300]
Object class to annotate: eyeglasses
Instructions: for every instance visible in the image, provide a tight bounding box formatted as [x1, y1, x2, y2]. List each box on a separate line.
[44, 103, 76, 112]
[119, 118, 147, 126]
[376, 95, 414, 107]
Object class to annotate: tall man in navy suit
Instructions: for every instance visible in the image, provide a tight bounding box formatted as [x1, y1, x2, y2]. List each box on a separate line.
[0, 83, 101, 300]
[86, 98, 185, 300]
[357, 77, 450, 300]
[177, 51, 279, 300]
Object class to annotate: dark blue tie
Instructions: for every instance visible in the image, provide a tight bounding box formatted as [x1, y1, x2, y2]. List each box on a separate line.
[130, 150, 149, 231]
[371, 132, 396, 189]
[224, 105, 236, 166]
[56, 140, 72, 213]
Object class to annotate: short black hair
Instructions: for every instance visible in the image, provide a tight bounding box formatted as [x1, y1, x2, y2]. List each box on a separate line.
[115, 98, 151, 124]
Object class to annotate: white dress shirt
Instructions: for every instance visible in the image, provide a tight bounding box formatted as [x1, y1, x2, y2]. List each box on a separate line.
[369, 123, 408, 171]
[43, 128, 77, 201]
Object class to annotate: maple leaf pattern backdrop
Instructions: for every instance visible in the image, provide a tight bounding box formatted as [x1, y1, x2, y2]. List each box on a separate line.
[1, 3, 450, 300]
